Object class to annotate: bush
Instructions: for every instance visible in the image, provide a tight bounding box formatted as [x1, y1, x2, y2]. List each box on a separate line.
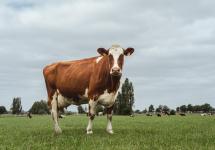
[0, 106, 7, 114]
[29, 100, 49, 114]
[170, 109, 176, 115]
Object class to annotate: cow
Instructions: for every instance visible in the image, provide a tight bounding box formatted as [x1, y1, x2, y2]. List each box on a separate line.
[179, 113, 186, 116]
[157, 113, 161, 117]
[27, 112, 32, 119]
[98, 112, 103, 116]
[43, 45, 134, 135]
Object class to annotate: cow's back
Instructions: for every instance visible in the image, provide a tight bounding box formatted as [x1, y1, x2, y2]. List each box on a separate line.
[55, 59, 95, 98]
[43, 57, 97, 103]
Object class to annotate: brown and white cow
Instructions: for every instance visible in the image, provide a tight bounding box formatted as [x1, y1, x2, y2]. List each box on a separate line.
[43, 45, 134, 134]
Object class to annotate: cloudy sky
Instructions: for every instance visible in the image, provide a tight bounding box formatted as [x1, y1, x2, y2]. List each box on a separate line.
[0, 0, 215, 111]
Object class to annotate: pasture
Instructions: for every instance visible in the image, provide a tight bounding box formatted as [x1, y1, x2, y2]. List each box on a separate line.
[0, 115, 214, 150]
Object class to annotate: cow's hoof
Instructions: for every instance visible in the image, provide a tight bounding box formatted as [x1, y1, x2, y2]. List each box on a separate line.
[54, 127, 62, 135]
[87, 130, 93, 134]
[106, 130, 114, 134]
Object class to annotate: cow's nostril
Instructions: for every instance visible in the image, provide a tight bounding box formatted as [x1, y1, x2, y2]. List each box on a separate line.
[112, 67, 120, 73]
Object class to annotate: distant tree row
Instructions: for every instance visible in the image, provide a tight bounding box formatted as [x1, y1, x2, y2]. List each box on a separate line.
[134, 103, 215, 115]
[135, 105, 176, 115]
[176, 103, 215, 113]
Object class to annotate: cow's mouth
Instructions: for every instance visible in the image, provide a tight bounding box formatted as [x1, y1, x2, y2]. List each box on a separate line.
[110, 72, 122, 77]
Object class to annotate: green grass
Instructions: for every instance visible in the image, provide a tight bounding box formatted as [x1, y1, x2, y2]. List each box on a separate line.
[0, 114, 215, 150]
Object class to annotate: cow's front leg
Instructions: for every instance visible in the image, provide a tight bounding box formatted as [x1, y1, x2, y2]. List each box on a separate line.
[86, 100, 97, 134]
[51, 93, 62, 135]
[106, 105, 114, 134]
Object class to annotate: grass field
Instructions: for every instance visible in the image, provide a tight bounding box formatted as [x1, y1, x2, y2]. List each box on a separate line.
[0, 114, 215, 150]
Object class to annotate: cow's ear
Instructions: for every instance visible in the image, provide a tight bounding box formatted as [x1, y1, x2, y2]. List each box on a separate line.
[124, 47, 134, 56]
[97, 48, 108, 56]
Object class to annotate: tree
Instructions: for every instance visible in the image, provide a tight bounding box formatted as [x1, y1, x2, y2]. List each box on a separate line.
[187, 104, 193, 112]
[170, 109, 176, 115]
[29, 100, 49, 114]
[176, 107, 180, 112]
[148, 105, 154, 112]
[163, 105, 170, 114]
[192, 105, 201, 112]
[11, 97, 22, 114]
[156, 105, 163, 113]
[179, 105, 187, 113]
[201, 103, 212, 113]
[0, 106, 7, 114]
[77, 105, 86, 114]
[114, 78, 135, 115]
[142, 108, 147, 113]
[134, 109, 141, 114]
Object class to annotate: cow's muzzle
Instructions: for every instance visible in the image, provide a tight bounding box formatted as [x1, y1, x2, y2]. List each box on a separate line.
[110, 67, 122, 76]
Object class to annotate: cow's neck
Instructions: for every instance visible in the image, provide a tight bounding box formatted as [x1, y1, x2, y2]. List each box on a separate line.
[108, 75, 121, 93]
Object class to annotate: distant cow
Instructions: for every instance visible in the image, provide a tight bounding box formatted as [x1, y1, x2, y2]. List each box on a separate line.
[157, 113, 161, 117]
[27, 112, 32, 119]
[179, 113, 186, 116]
[164, 112, 170, 116]
[200, 113, 210, 116]
[98, 112, 103, 116]
[43, 45, 134, 134]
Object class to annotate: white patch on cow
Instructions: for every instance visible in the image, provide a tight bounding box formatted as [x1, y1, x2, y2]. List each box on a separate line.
[98, 90, 117, 108]
[57, 92, 73, 108]
[86, 99, 97, 134]
[89, 99, 97, 115]
[109, 45, 124, 73]
[96, 56, 103, 63]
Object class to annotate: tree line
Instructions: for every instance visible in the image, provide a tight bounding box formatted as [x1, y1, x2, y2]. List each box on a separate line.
[134, 103, 215, 115]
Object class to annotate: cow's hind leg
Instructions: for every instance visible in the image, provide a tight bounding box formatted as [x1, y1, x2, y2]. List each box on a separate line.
[106, 106, 114, 134]
[51, 92, 62, 135]
[86, 100, 97, 134]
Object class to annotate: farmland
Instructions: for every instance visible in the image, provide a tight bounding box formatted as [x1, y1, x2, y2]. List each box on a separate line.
[0, 114, 214, 150]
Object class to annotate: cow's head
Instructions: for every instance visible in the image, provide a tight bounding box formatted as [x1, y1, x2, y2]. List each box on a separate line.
[97, 45, 134, 76]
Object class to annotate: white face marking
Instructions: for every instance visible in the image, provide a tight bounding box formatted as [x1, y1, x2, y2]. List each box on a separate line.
[96, 56, 103, 63]
[109, 47, 124, 73]
[98, 90, 117, 107]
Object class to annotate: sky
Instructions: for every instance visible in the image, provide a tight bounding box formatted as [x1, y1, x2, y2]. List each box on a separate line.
[0, 0, 215, 111]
